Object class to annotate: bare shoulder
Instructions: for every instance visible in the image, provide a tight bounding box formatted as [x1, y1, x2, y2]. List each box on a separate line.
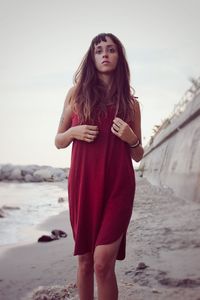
[131, 98, 142, 142]
[130, 98, 141, 122]
[64, 86, 76, 108]
[132, 98, 141, 114]
[56, 86, 76, 134]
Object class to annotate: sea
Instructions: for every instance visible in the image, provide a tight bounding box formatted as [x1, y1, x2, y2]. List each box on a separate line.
[0, 181, 68, 247]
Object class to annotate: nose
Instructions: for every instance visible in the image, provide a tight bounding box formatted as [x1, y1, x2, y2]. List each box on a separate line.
[103, 54, 108, 58]
[102, 50, 108, 58]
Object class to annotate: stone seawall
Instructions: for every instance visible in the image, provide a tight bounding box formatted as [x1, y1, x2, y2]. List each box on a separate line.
[140, 92, 200, 202]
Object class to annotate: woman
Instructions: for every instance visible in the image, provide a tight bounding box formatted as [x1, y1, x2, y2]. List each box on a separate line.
[55, 33, 144, 300]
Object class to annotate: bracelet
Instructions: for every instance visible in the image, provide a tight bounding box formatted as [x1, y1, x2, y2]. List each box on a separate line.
[130, 139, 140, 148]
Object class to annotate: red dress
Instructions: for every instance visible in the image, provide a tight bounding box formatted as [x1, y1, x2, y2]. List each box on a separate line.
[68, 105, 135, 260]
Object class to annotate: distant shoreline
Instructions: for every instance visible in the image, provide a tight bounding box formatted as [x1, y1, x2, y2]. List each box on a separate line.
[0, 163, 69, 182]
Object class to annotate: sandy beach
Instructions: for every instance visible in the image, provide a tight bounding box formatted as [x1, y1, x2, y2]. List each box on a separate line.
[0, 176, 200, 300]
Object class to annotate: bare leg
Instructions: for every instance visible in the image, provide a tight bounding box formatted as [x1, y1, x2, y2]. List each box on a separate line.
[77, 253, 94, 300]
[94, 236, 123, 300]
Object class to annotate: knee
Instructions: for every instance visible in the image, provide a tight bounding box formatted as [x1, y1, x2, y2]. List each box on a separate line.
[94, 257, 114, 279]
[78, 255, 93, 276]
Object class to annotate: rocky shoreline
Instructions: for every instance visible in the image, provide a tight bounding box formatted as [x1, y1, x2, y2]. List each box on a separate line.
[0, 164, 69, 183]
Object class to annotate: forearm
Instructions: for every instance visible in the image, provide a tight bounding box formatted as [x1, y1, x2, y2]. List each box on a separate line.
[55, 128, 74, 149]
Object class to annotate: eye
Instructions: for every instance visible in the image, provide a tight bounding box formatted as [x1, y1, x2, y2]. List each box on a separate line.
[109, 47, 116, 53]
[95, 49, 102, 54]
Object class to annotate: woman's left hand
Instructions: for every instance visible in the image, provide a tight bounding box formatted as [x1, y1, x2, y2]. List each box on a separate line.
[111, 117, 138, 145]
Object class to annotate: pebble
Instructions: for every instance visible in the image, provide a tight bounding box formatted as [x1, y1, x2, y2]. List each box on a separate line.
[136, 262, 149, 270]
[58, 197, 67, 203]
[152, 288, 159, 293]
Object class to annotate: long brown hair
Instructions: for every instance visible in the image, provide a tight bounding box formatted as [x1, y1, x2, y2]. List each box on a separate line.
[71, 33, 135, 123]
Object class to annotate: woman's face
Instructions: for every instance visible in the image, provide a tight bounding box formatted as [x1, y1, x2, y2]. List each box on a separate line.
[93, 36, 119, 74]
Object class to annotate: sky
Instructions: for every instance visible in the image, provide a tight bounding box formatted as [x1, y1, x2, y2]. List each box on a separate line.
[0, 0, 199, 168]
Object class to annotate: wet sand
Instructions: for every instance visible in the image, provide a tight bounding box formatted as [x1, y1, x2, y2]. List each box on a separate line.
[0, 176, 199, 299]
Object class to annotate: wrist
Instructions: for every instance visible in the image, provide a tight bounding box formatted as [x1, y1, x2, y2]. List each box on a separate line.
[129, 139, 140, 148]
[68, 127, 75, 140]
[63, 127, 74, 143]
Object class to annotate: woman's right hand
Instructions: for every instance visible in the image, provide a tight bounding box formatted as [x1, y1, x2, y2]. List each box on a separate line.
[70, 125, 99, 143]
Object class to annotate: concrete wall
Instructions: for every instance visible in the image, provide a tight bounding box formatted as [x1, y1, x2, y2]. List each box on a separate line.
[140, 92, 200, 202]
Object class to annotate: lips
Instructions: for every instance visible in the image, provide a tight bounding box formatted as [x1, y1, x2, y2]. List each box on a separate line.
[102, 61, 110, 64]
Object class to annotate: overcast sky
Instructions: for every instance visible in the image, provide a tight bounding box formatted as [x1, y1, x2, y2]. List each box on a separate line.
[0, 0, 199, 168]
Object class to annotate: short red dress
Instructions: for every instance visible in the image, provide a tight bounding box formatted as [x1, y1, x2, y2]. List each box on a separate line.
[68, 105, 135, 260]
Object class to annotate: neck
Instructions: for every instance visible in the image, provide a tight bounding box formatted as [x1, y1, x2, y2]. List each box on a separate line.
[98, 73, 113, 87]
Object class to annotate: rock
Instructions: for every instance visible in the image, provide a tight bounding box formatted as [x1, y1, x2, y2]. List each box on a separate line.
[8, 168, 23, 181]
[0, 164, 14, 180]
[2, 205, 20, 210]
[33, 168, 55, 182]
[58, 197, 67, 203]
[24, 173, 43, 182]
[38, 230, 67, 243]
[21, 165, 39, 177]
[0, 164, 69, 182]
[51, 168, 67, 181]
[0, 166, 2, 180]
[33, 167, 68, 182]
[136, 262, 148, 270]
[24, 174, 39, 182]
[51, 229, 67, 239]
[24, 174, 35, 182]
[0, 208, 5, 218]
[38, 235, 55, 242]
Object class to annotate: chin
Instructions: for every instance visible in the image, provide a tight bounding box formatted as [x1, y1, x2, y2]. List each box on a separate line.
[99, 67, 115, 73]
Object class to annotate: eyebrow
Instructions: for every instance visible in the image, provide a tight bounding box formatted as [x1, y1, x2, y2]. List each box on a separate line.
[95, 44, 116, 49]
